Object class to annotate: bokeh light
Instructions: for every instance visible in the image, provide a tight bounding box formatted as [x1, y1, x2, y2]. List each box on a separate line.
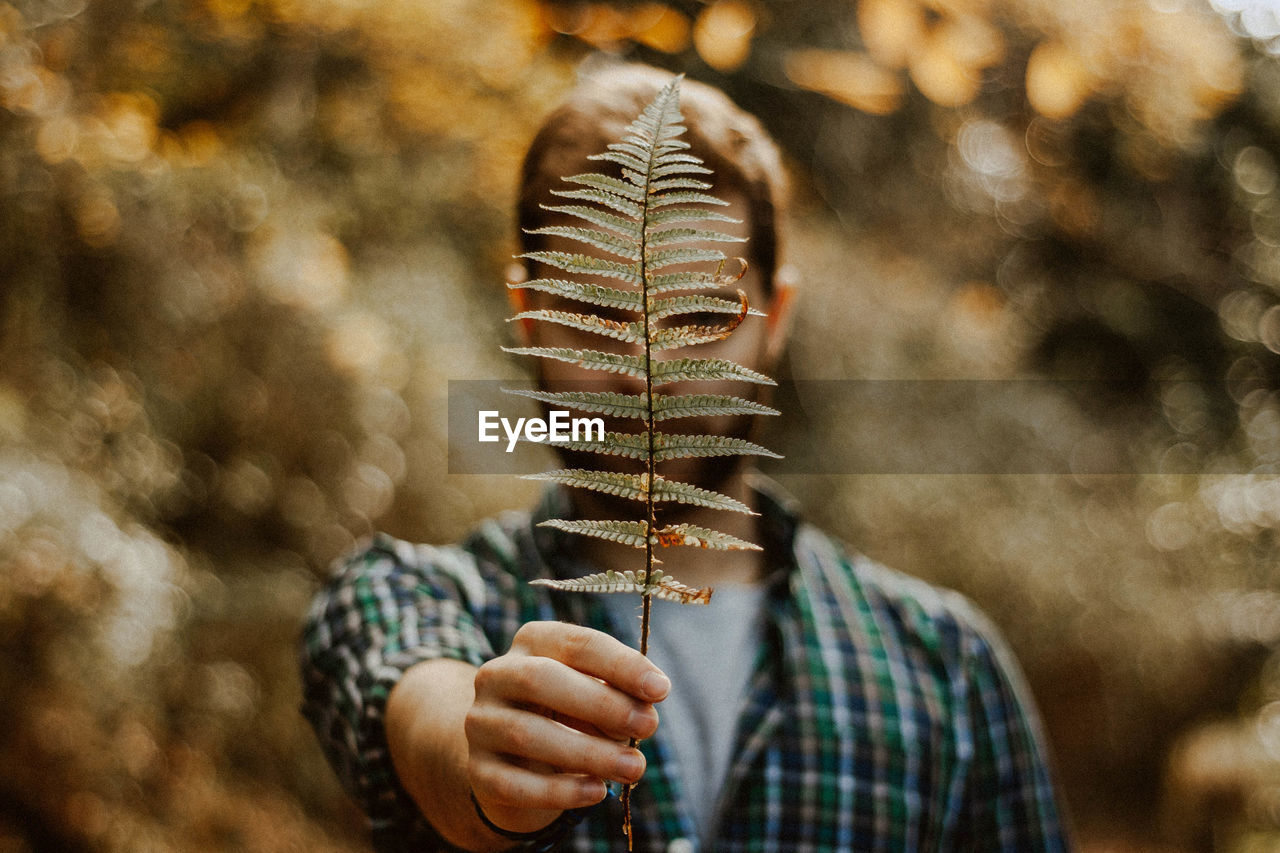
[3, 0, 1280, 850]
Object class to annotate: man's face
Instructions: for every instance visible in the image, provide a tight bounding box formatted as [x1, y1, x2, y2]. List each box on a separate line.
[519, 191, 782, 490]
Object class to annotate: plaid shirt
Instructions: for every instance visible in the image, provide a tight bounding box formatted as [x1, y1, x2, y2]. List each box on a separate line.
[300, 475, 1071, 852]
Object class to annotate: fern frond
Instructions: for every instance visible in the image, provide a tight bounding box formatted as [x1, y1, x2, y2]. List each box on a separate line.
[523, 469, 755, 515]
[530, 569, 712, 604]
[507, 279, 643, 313]
[519, 251, 642, 285]
[650, 357, 776, 386]
[650, 292, 764, 321]
[505, 75, 786, 853]
[524, 226, 641, 260]
[542, 205, 643, 239]
[653, 524, 762, 551]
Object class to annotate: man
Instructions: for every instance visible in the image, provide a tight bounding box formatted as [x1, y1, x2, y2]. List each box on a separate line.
[299, 62, 1071, 852]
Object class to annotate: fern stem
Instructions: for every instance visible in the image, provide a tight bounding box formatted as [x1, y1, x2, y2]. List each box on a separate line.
[621, 82, 668, 853]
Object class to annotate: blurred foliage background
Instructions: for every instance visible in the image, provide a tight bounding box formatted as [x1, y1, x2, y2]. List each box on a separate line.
[3, 0, 1280, 850]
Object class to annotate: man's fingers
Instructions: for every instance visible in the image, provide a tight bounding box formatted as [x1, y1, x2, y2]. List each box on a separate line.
[468, 703, 647, 785]
[476, 652, 659, 741]
[511, 621, 671, 702]
[470, 757, 607, 812]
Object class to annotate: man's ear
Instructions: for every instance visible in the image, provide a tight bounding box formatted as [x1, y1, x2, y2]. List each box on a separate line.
[763, 264, 798, 368]
[505, 262, 534, 344]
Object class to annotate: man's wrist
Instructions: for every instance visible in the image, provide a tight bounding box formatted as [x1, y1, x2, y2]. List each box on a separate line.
[469, 789, 605, 852]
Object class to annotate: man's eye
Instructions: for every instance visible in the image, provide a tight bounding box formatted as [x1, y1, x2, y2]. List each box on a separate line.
[600, 309, 637, 325]
[667, 312, 728, 327]
[651, 311, 735, 332]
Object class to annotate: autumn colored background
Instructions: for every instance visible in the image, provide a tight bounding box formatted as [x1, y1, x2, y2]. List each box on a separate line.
[3, 0, 1280, 850]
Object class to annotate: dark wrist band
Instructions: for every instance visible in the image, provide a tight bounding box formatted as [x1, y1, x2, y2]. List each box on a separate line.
[469, 791, 557, 840]
[469, 789, 603, 850]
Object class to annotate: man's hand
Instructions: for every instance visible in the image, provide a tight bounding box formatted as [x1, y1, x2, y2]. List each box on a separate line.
[385, 621, 669, 851]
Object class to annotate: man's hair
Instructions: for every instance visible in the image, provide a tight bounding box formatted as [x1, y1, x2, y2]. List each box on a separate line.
[518, 62, 788, 290]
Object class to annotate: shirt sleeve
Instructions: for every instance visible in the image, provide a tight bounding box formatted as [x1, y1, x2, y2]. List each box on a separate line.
[297, 534, 498, 852]
[955, 608, 1073, 852]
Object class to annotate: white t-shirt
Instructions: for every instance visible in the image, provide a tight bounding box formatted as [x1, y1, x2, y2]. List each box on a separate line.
[603, 584, 767, 849]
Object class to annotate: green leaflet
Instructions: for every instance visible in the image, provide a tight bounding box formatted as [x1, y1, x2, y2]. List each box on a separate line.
[536, 518, 649, 548]
[649, 310, 746, 351]
[509, 310, 645, 344]
[652, 523, 762, 551]
[649, 293, 765, 320]
[650, 161, 713, 179]
[503, 348, 774, 386]
[648, 433, 781, 461]
[500, 389, 778, 422]
[507, 279, 643, 313]
[648, 263, 747, 294]
[649, 357, 776, 386]
[524, 225, 640, 260]
[604, 140, 650, 161]
[500, 346, 648, 378]
[535, 519, 761, 553]
[549, 186, 642, 218]
[647, 227, 746, 248]
[541, 205, 642, 239]
[523, 469, 755, 514]
[644, 206, 740, 227]
[650, 392, 779, 420]
[588, 149, 647, 173]
[519, 251, 642, 285]
[550, 431, 780, 461]
[549, 430, 650, 458]
[648, 190, 731, 208]
[530, 569, 712, 604]
[509, 300, 747, 349]
[501, 388, 652, 420]
[646, 247, 728, 271]
[564, 172, 647, 202]
[649, 177, 713, 193]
